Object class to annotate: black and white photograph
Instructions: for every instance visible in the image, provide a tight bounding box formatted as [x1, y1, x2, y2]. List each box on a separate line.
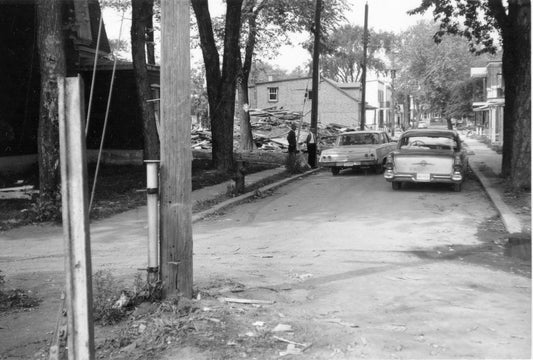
[0, 0, 530, 358]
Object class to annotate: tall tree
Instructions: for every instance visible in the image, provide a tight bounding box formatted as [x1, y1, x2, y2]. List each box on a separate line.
[101, 0, 160, 160]
[36, 0, 66, 203]
[396, 22, 476, 129]
[200, 0, 348, 152]
[193, 0, 243, 172]
[236, 1, 265, 151]
[410, 0, 531, 190]
[131, 0, 159, 160]
[321, 25, 397, 83]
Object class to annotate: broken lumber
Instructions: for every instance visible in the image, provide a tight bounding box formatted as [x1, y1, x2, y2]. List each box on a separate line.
[220, 297, 275, 305]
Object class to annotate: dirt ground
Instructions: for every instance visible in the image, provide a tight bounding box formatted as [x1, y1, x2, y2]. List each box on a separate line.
[1, 170, 531, 359]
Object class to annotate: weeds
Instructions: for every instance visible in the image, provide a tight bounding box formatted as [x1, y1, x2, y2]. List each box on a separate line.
[23, 194, 62, 223]
[93, 270, 127, 325]
[285, 153, 310, 174]
[92, 270, 162, 325]
[0, 270, 41, 312]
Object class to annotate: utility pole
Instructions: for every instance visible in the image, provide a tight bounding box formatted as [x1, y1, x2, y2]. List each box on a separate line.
[160, 0, 193, 299]
[58, 76, 95, 360]
[310, 0, 322, 167]
[360, 2, 368, 130]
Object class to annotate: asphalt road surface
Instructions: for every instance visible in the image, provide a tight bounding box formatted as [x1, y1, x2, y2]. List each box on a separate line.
[188, 168, 531, 359]
[1, 168, 530, 359]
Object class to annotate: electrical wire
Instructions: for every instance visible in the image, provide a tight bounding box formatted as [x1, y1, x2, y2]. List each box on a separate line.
[89, 10, 125, 211]
[85, 12, 103, 136]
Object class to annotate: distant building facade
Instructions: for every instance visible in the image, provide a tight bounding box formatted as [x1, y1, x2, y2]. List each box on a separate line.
[364, 79, 392, 129]
[249, 76, 363, 129]
[471, 60, 504, 146]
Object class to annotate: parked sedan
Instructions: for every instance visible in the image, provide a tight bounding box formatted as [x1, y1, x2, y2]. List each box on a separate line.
[319, 130, 397, 175]
[384, 129, 468, 192]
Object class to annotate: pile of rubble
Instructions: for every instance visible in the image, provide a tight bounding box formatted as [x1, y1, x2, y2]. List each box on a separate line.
[191, 107, 353, 152]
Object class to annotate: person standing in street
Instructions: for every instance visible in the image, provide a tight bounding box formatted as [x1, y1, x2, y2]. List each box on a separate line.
[306, 128, 317, 168]
[287, 123, 297, 154]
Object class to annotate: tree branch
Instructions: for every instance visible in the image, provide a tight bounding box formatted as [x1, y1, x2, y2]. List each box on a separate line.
[487, 0, 509, 32]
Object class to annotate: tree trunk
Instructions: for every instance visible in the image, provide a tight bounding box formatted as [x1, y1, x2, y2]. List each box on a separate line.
[499, 0, 530, 190]
[192, 0, 243, 172]
[146, 9, 155, 65]
[132, 0, 159, 160]
[237, 8, 259, 151]
[238, 78, 254, 150]
[36, 0, 66, 202]
[446, 118, 453, 130]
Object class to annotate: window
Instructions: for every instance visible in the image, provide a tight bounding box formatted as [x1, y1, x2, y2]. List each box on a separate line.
[378, 90, 384, 103]
[496, 73, 502, 87]
[268, 87, 279, 102]
[400, 136, 457, 151]
[337, 133, 379, 146]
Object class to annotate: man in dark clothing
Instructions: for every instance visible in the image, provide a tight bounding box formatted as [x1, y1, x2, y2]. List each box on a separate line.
[287, 123, 297, 154]
[306, 128, 318, 168]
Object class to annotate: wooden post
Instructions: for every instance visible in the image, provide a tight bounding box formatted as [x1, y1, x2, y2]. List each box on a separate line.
[159, 0, 193, 299]
[58, 76, 95, 360]
[233, 159, 245, 194]
[310, 0, 322, 167]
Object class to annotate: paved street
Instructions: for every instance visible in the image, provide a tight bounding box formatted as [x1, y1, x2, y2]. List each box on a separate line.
[1, 167, 531, 359]
[187, 169, 531, 359]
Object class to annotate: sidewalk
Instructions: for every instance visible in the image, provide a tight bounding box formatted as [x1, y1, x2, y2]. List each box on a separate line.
[192, 166, 286, 204]
[462, 135, 531, 236]
[192, 166, 321, 222]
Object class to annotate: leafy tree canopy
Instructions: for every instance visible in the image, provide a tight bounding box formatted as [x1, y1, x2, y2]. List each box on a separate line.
[408, 0, 500, 54]
[190, 0, 348, 65]
[395, 21, 479, 119]
[319, 24, 397, 83]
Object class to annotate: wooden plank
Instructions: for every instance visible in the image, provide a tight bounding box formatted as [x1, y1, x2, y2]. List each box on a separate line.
[220, 297, 275, 305]
[58, 76, 95, 359]
[0, 185, 34, 192]
[160, 0, 193, 299]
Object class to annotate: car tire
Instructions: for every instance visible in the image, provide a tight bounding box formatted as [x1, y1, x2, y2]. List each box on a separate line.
[453, 183, 462, 192]
[331, 167, 340, 176]
[392, 181, 401, 190]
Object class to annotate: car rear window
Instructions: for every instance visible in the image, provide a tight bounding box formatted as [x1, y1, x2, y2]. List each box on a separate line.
[337, 133, 380, 146]
[399, 136, 457, 151]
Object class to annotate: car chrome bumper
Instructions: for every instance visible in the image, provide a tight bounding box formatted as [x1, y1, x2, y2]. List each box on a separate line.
[319, 160, 377, 168]
[384, 170, 462, 183]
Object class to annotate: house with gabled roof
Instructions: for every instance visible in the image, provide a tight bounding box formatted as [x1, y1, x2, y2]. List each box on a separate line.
[248, 76, 367, 129]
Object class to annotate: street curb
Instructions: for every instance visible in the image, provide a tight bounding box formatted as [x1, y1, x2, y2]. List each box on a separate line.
[468, 163, 523, 234]
[192, 168, 321, 223]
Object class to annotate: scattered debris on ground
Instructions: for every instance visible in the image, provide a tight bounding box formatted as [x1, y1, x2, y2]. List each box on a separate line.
[93, 279, 313, 360]
[191, 107, 351, 152]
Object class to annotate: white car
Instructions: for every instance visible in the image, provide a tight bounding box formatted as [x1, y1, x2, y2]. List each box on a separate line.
[319, 131, 397, 175]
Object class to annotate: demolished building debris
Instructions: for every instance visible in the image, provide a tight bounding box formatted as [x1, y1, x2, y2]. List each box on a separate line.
[191, 107, 354, 152]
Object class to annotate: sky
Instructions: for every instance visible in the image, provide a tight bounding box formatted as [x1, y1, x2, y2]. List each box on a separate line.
[273, 0, 433, 71]
[102, 0, 433, 71]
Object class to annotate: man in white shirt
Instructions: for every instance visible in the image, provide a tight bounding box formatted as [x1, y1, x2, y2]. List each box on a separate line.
[306, 128, 317, 168]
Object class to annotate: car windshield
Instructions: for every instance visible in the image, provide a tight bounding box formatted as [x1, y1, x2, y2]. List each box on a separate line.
[337, 133, 379, 146]
[399, 135, 457, 151]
